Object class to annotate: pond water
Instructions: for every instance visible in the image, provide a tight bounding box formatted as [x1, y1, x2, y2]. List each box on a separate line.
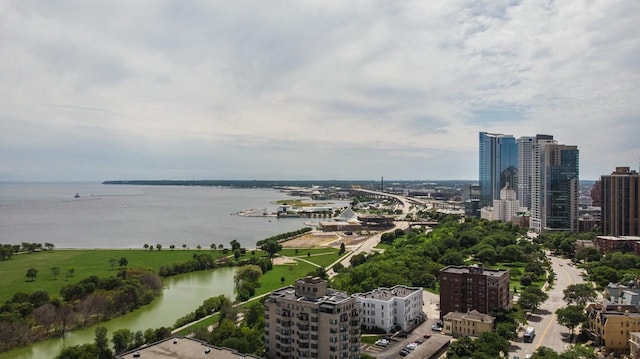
[0, 267, 237, 359]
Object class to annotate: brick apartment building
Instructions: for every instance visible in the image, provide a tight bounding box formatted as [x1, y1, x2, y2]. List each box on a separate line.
[439, 265, 511, 318]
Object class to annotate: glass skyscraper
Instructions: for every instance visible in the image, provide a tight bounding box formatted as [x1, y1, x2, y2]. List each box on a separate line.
[530, 138, 580, 233]
[479, 132, 518, 207]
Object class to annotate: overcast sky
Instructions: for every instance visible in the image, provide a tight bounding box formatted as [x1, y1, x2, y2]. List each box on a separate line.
[1, 0, 638, 182]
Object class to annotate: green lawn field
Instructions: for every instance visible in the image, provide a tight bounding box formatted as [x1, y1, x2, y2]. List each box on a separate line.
[0, 249, 231, 303]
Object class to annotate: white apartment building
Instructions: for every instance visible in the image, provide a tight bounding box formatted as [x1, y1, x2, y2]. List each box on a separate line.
[480, 183, 522, 223]
[353, 285, 425, 333]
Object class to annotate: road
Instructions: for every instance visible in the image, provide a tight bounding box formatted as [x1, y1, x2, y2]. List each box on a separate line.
[511, 254, 586, 358]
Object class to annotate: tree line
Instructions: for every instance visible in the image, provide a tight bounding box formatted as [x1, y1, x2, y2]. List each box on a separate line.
[0, 267, 162, 353]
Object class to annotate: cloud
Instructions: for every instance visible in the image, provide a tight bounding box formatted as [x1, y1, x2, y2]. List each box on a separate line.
[1, 0, 638, 181]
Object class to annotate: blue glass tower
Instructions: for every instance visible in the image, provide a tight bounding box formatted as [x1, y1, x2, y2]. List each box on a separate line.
[479, 132, 518, 207]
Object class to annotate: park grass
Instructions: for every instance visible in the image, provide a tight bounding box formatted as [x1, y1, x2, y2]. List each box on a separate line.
[0, 249, 229, 303]
[174, 260, 318, 335]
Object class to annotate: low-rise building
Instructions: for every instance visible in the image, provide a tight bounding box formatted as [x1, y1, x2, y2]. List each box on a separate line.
[586, 300, 640, 355]
[115, 336, 261, 359]
[442, 310, 495, 337]
[353, 285, 425, 333]
[593, 236, 640, 255]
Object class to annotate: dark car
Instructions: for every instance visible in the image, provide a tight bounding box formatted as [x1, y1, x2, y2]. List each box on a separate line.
[397, 331, 408, 338]
[399, 349, 410, 356]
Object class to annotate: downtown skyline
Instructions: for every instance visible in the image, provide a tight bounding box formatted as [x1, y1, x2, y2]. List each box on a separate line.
[1, 1, 639, 182]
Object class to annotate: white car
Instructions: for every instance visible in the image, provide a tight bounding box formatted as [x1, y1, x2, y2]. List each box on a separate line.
[406, 343, 418, 351]
[374, 339, 389, 347]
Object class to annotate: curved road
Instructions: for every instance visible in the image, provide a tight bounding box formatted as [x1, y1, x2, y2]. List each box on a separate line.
[511, 254, 586, 357]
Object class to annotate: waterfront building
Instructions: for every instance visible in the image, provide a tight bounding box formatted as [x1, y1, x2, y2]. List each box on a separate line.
[442, 310, 495, 338]
[264, 277, 360, 359]
[601, 167, 640, 236]
[517, 136, 536, 210]
[353, 285, 425, 333]
[479, 132, 518, 207]
[530, 136, 579, 233]
[438, 265, 510, 318]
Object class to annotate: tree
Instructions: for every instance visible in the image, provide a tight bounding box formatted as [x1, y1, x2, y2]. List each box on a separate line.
[474, 331, 510, 358]
[54, 344, 100, 359]
[108, 258, 117, 270]
[257, 238, 282, 258]
[45, 242, 55, 251]
[112, 328, 134, 354]
[94, 326, 113, 359]
[518, 286, 548, 311]
[280, 276, 285, 283]
[170, 244, 175, 250]
[563, 283, 597, 306]
[51, 266, 60, 280]
[66, 266, 75, 279]
[338, 242, 346, 255]
[446, 336, 476, 358]
[26, 267, 38, 281]
[196, 244, 202, 250]
[182, 244, 187, 250]
[234, 249, 241, 260]
[156, 244, 162, 251]
[118, 257, 128, 267]
[531, 346, 561, 359]
[143, 244, 149, 249]
[556, 305, 586, 339]
[560, 344, 597, 359]
[230, 239, 241, 251]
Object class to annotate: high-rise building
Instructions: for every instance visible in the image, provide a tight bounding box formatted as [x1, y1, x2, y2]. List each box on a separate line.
[438, 265, 511, 318]
[517, 136, 536, 210]
[479, 132, 518, 207]
[600, 167, 640, 236]
[530, 136, 579, 233]
[264, 277, 360, 359]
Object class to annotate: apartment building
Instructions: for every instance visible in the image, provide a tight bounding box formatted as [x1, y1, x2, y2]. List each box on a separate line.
[594, 236, 640, 255]
[264, 277, 360, 359]
[353, 285, 425, 333]
[601, 167, 640, 236]
[439, 265, 511, 318]
[586, 300, 640, 356]
[442, 310, 495, 338]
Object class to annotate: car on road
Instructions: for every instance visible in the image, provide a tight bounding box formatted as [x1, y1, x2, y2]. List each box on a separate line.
[399, 349, 410, 356]
[431, 323, 443, 331]
[525, 354, 533, 359]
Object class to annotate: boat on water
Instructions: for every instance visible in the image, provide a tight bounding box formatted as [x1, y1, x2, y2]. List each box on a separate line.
[74, 193, 80, 198]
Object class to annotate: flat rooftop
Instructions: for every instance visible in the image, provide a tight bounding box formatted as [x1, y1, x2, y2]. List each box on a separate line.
[116, 337, 260, 359]
[441, 265, 508, 278]
[355, 285, 422, 300]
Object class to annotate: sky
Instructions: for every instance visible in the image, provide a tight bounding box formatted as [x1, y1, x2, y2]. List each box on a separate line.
[1, 0, 639, 181]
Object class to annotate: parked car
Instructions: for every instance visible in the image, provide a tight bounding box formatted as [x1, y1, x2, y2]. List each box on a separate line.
[397, 331, 408, 338]
[399, 349, 410, 356]
[374, 339, 389, 347]
[423, 333, 431, 339]
[431, 324, 442, 331]
[406, 343, 418, 351]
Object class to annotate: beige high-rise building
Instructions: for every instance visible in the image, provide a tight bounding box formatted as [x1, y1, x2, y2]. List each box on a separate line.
[264, 277, 360, 359]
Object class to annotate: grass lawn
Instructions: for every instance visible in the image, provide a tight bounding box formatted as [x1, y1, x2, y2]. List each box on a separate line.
[0, 249, 229, 303]
[175, 260, 318, 335]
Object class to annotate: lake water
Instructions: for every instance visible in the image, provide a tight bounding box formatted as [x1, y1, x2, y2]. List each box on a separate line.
[0, 267, 237, 359]
[0, 182, 345, 358]
[0, 182, 329, 249]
